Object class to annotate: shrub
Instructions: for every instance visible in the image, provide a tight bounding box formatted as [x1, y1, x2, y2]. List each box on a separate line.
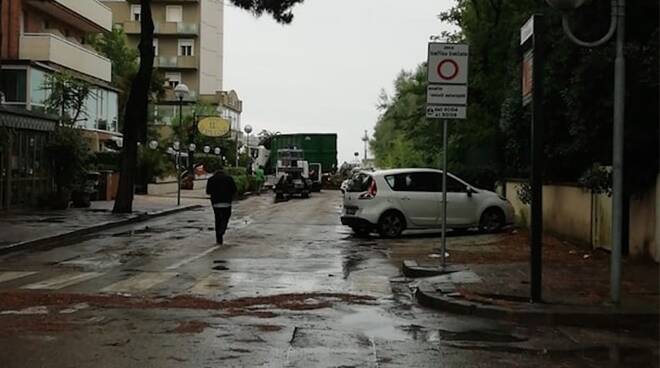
[226, 167, 246, 177]
[233, 175, 247, 196]
[46, 127, 91, 194]
[196, 155, 224, 174]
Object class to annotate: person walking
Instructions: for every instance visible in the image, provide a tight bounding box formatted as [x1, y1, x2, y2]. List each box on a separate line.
[206, 166, 237, 244]
[254, 166, 265, 195]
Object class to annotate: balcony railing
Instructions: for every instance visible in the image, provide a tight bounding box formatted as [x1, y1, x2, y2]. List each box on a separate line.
[19, 33, 112, 82]
[25, 0, 112, 32]
[154, 56, 198, 69]
[123, 21, 199, 36]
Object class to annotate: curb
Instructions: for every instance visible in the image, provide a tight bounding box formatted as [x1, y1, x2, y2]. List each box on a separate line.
[0, 204, 203, 255]
[401, 260, 466, 278]
[415, 282, 660, 330]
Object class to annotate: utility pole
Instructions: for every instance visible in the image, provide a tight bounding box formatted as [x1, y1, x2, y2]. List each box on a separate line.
[361, 130, 369, 164]
[546, 0, 626, 304]
[520, 14, 544, 302]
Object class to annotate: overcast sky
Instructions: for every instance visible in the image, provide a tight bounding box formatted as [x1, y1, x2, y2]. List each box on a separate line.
[224, 0, 456, 163]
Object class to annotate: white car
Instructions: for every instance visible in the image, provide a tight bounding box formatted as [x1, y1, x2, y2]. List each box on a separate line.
[340, 168, 514, 237]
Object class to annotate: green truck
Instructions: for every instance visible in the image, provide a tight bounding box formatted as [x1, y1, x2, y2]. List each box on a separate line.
[268, 133, 338, 173]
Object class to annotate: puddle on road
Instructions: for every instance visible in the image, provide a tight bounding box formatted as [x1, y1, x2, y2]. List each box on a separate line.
[342, 253, 367, 280]
[337, 306, 410, 341]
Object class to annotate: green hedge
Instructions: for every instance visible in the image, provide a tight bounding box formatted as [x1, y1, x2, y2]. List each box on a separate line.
[230, 174, 258, 196]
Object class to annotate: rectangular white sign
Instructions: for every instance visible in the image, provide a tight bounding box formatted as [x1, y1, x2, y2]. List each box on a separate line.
[426, 105, 466, 119]
[427, 43, 469, 85]
[427, 85, 468, 105]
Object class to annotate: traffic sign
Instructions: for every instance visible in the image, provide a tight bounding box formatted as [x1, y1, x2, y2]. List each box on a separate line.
[426, 105, 466, 119]
[427, 43, 469, 84]
[427, 84, 468, 105]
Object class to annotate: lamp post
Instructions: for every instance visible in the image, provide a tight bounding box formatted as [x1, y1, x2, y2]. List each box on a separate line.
[173, 84, 189, 207]
[149, 140, 191, 206]
[244, 124, 253, 173]
[546, 0, 625, 304]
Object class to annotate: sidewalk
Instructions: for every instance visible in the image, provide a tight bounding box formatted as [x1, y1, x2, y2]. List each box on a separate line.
[404, 230, 659, 332]
[0, 194, 205, 253]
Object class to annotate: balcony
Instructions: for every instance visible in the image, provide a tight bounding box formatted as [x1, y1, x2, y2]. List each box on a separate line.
[19, 33, 112, 82]
[123, 21, 198, 36]
[25, 0, 112, 32]
[154, 56, 198, 70]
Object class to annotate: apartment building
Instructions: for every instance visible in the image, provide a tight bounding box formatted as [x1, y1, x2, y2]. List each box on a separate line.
[103, 0, 229, 127]
[0, 0, 120, 149]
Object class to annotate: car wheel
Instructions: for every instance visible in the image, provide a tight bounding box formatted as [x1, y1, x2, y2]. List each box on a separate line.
[479, 208, 505, 233]
[378, 211, 405, 238]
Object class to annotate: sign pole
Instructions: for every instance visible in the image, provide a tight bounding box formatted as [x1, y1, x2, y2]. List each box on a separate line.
[426, 42, 469, 268]
[521, 14, 544, 302]
[441, 118, 448, 267]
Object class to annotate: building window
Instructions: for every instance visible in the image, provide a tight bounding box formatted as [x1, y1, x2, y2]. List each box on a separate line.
[0, 69, 27, 104]
[131, 5, 141, 22]
[178, 39, 194, 56]
[165, 72, 181, 88]
[108, 91, 118, 132]
[153, 38, 159, 56]
[166, 6, 183, 23]
[29, 68, 49, 112]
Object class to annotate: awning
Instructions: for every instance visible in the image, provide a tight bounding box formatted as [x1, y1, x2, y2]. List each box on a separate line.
[0, 106, 58, 132]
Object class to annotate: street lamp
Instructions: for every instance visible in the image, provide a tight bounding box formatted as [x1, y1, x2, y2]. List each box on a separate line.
[546, 0, 625, 304]
[149, 140, 185, 206]
[244, 124, 253, 173]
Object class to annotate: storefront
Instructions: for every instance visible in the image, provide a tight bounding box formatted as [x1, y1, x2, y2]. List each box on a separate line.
[0, 106, 57, 210]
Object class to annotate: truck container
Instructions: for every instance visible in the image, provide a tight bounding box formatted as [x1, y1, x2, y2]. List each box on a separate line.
[268, 133, 337, 173]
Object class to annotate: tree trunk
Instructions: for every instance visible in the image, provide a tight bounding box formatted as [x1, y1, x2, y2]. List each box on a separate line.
[113, 0, 154, 213]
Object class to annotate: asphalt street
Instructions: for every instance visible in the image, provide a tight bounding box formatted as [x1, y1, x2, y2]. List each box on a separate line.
[0, 191, 656, 367]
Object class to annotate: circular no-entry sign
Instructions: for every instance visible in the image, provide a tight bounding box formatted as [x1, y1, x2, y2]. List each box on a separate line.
[437, 59, 459, 81]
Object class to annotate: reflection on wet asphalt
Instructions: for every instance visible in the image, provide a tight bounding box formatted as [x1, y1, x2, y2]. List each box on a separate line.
[0, 191, 657, 367]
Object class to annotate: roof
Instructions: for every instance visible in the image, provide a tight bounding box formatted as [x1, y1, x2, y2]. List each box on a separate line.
[370, 168, 445, 176]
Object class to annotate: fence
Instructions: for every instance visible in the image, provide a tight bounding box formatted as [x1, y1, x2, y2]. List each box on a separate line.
[503, 175, 659, 262]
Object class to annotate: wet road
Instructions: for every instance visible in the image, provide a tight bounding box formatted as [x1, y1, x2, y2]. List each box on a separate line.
[0, 191, 656, 367]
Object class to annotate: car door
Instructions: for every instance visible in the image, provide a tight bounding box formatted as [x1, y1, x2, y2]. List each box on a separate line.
[388, 172, 439, 227]
[439, 174, 478, 226]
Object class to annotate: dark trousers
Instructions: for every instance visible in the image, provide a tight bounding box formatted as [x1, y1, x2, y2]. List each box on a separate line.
[212, 206, 232, 244]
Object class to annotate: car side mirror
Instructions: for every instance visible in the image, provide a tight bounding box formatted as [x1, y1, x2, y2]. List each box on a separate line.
[466, 186, 474, 197]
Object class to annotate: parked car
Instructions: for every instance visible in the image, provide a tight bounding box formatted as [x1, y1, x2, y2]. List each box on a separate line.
[340, 168, 514, 237]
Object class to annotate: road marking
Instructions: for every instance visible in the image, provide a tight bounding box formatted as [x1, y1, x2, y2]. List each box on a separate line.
[188, 274, 228, 295]
[22, 272, 102, 290]
[165, 246, 220, 270]
[0, 271, 37, 284]
[101, 272, 178, 293]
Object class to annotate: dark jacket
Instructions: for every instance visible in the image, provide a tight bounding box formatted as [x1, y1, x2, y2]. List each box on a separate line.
[206, 171, 237, 205]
